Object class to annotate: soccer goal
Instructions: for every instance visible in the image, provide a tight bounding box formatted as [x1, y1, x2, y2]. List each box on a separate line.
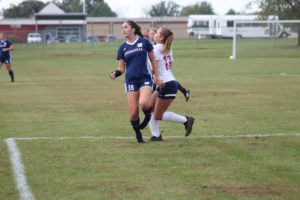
[230, 20, 300, 60]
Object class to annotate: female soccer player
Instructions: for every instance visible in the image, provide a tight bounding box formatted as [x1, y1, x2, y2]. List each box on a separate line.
[110, 20, 163, 143]
[148, 27, 190, 101]
[149, 27, 195, 141]
[0, 33, 14, 82]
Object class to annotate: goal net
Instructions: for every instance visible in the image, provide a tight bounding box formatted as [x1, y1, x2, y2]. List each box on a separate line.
[230, 20, 300, 59]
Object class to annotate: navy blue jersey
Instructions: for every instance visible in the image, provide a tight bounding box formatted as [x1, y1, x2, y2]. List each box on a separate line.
[117, 38, 153, 83]
[0, 39, 12, 58]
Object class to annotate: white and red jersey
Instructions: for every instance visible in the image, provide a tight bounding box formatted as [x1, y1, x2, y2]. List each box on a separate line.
[153, 44, 176, 83]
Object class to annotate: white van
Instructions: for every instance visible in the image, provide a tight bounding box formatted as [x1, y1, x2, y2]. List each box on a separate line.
[187, 15, 218, 38]
[188, 15, 290, 39]
[27, 33, 42, 44]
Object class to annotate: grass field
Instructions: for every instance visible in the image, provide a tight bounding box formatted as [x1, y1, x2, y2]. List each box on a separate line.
[0, 38, 300, 200]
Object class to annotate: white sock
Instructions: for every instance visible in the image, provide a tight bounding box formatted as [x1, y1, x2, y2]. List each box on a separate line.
[149, 114, 160, 137]
[162, 111, 187, 123]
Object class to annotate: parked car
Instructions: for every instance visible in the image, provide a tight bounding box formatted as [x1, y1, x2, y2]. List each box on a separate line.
[27, 33, 42, 44]
[47, 37, 59, 44]
[65, 35, 80, 43]
[97, 35, 106, 41]
[87, 35, 99, 42]
[105, 35, 117, 42]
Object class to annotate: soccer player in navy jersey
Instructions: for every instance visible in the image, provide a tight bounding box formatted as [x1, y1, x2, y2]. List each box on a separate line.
[148, 27, 195, 141]
[110, 20, 163, 143]
[0, 33, 14, 82]
[148, 28, 190, 101]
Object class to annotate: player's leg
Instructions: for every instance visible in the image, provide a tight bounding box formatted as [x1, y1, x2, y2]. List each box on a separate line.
[177, 81, 190, 101]
[5, 62, 14, 82]
[154, 99, 194, 137]
[127, 89, 145, 143]
[149, 98, 174, 140]
[150, 90, 158, 112]
[148, 90, 163, 141]
[138, 85, 153, 129]
[155, 81, 194, 136]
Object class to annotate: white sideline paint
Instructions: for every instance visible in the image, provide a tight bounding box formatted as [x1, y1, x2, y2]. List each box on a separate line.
[280, 73, 300, 76]
[5, 138, 35, 200]
[11, 133, 300, 141]
[5, 132, 300, 200]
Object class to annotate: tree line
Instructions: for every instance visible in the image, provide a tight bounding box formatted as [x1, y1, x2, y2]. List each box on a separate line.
[2, 0, 300, 21]
[2, 0, 117, 18]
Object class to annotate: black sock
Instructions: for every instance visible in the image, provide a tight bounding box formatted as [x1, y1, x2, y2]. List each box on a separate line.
[9, 70, 14, 82]
[177, 82, 186, 94]
[130, 119, 144, 143]
[139, 107, 152, 129]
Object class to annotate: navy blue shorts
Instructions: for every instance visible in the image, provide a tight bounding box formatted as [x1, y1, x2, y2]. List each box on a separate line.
[0, 56, 11, 64]
[157, 80, 178, 99]
[125, 78, 153, 93]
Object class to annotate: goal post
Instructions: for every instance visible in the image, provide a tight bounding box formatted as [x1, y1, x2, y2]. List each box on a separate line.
[230, 20, 300, 60]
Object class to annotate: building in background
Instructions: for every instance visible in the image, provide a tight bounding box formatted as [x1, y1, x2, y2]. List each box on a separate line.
[0, 3, 188, 43]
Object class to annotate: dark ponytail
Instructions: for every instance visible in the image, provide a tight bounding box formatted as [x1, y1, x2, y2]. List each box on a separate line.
[126, 20, 144, 38]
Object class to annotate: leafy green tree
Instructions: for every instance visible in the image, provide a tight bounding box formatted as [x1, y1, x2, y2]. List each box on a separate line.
[89, 2, 117, 17]
[54, 0, 116, 17]
[147, 1, 181, 17]
[257, 0, 300, 45]
[180, 1, 215, 16]
[53, 0, 82, 12]
[3, 0, 46, 18]
[226, 8, 237, 15]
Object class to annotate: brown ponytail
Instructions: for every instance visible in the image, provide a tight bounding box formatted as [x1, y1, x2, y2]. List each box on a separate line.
[126, 20, 144, 38]
[160, 27, 174, 54]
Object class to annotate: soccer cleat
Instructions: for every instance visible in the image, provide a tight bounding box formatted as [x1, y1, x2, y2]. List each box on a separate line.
[139, 115, 151, 129]
[137, 139, 145, 143]
[149, 135, 163, 141]
[184, 116, 194, 137]
[184, 89, 190, 102]
[136, 132, 145, 143]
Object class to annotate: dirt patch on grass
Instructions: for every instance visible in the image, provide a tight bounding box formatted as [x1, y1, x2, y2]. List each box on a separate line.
[50, 52, 97, 57]
[211, 91, 241, 96]
[215, 184, 300, 197]
[216, 186, 281, 196]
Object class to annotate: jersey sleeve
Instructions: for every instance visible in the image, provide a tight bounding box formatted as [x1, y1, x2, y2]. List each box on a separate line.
[144, 39, 154, 52]
[6, 40, 12, 47]
[116, 44, 124, 60]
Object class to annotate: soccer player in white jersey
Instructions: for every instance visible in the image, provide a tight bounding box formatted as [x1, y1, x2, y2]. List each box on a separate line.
[110, 20, 163, 143]
[0, 33, 15, 82]
[148, 27, 190, 101]
[148, 27, 195, 141]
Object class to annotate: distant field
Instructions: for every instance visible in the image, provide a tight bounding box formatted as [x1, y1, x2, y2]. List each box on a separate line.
[1, 39, 299, 199]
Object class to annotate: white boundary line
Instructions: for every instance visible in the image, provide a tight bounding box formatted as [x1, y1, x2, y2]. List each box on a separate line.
[10, 133, 300, 141]
[5, 133, 300, 200]
[280, 73, 300, 76]
[5, 138, 35, 200]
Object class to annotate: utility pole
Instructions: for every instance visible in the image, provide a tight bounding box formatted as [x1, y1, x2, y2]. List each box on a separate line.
[82, 0, 86, 14]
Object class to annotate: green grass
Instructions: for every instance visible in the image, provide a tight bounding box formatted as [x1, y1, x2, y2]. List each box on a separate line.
[0, 39, 300, 199]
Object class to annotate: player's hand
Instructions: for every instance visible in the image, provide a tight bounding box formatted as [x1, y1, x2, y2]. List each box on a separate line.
[110, 71, 116, 80]
[156, 79, 164, 88]
[2, 48, 7, 52]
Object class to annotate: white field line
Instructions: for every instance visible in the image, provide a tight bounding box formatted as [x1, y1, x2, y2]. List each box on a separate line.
[5, 138, 35, 200]
[10, 133, 300, 141]
[5, 132, 300, 200]
[280, 73, 300, 76]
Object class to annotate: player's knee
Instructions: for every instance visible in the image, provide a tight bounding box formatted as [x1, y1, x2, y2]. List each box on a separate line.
[154, 113, 163, 120]
[129, 112, 139, 121]
[139, 100, 150, 110]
